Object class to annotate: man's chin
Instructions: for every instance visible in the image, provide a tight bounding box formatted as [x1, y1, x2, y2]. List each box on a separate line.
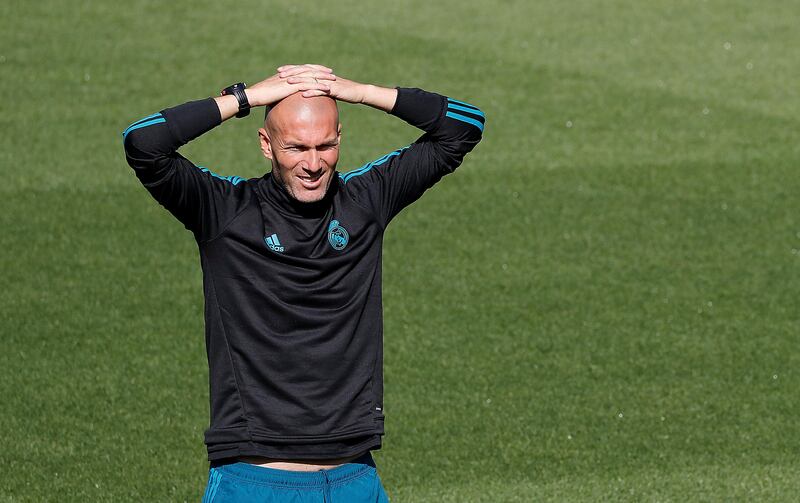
[291, 176, 333, 203]
[290, 183, 330, 203]
[293, 192, 325, 203]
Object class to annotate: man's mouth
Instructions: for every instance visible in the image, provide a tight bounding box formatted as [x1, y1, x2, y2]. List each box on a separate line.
[297, 172, 324, 190]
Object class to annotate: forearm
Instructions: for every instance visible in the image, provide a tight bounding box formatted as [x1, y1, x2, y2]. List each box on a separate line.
[214, 94, 241, 122]
[360, 85, 398, 113]
[213, 88, 269, 122]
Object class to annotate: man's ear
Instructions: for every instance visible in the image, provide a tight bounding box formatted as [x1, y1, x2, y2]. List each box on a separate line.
[258, 127, 273, 160]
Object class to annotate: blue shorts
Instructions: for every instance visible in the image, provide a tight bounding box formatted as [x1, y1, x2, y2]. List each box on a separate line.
[201, 452, 390, 502]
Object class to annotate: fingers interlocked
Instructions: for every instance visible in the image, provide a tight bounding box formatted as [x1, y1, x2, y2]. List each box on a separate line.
[278, 64, 333, 76]
[277, 64, 336, 98]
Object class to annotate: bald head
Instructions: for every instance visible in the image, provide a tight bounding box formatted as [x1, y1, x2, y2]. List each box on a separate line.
[265, 94, 339, 137]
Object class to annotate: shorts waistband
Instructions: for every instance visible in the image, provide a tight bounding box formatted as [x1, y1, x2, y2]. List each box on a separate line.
[212, 452, 376, 488]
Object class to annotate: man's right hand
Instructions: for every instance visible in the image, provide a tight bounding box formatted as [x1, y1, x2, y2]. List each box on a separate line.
[215, 65, 336, 121]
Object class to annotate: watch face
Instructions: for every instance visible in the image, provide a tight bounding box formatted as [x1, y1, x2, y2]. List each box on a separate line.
[222, 83, 245, 96]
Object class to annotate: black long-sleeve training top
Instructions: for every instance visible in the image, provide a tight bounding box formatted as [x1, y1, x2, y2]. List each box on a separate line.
[122, 87, 484, 461]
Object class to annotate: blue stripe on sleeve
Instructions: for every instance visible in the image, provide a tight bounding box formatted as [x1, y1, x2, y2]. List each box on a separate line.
[342, 152, 396, 182]
[341, 147, 409, 183]
[446, 97, 480, 110]
[129, 112, 162, 127]
[197, 166, 245, 185]
[447, 103, 485, 119]
[122, 113, 163, 136]
[122, 117, 166, 139]
[445, 111, 485, 132]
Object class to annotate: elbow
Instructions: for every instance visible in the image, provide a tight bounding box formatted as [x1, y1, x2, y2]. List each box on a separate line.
[121, 112, 168, 161]
[122, 130, 152, 167]
[122, 112, 165, 142]
[445, 98, 485, 139]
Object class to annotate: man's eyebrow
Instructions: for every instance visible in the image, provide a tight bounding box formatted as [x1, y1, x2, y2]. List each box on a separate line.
[283, 139, 339, 148]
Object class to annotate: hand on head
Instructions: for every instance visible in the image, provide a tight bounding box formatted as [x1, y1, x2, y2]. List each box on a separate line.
[245, 64, 337, 108]
[279, 65, 367, 104]
[275, 64, 336, 98]
[242, 64, 370, 109]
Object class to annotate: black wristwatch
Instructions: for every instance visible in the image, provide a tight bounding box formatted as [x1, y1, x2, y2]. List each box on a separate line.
[220, 82, 250, 118]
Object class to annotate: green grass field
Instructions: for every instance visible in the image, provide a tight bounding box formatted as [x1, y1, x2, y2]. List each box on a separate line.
[2, 0, 799, 501]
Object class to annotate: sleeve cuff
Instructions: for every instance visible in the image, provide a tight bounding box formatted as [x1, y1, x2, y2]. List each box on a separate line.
[389, 87, 446, 132]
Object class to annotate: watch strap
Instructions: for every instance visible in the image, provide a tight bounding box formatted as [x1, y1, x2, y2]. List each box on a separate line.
[221, 82, 251, 118]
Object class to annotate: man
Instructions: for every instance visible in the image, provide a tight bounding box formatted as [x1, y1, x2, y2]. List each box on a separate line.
[123, 64, 484, 502]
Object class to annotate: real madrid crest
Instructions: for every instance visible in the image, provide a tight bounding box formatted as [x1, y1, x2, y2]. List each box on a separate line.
[327, 220, 349, 251]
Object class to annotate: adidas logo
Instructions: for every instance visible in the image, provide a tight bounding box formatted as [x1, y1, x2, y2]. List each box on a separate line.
[264, 233, 284, 253]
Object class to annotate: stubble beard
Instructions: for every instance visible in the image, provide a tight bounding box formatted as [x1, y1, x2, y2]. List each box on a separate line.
[273, 165, 333, 204]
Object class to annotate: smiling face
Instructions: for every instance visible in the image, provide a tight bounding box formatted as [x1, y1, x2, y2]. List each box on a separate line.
[259, 94, 341, 203]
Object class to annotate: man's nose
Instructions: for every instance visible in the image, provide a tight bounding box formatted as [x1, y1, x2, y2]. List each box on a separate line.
[304, 150, 321, 171]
